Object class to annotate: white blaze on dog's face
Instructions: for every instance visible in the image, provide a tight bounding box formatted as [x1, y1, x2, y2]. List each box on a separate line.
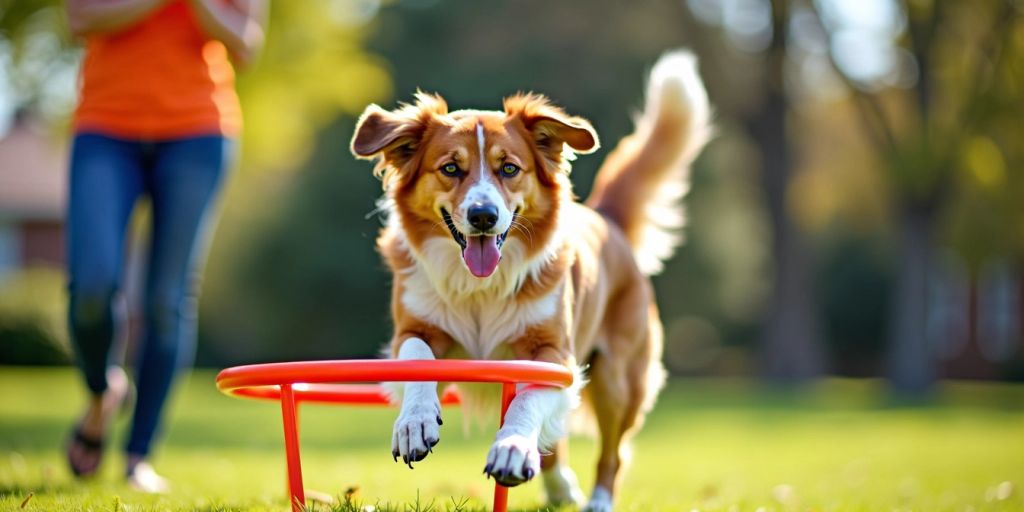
[351, 93, 599, 278]
[449, 123, 514, 277]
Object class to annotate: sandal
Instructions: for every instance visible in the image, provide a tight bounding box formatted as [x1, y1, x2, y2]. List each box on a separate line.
[65, 366, 131, 478]
[66, 426, 105, 477]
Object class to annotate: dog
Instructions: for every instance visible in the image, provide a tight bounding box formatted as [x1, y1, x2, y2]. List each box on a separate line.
[350, 50, 711, 511]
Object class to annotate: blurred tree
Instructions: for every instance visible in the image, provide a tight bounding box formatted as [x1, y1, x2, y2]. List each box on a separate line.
[0, 0, 77, 124]
[812, 0, 1024, 393]
[752, 0, 826, 381]
[683, 0, 826, 381]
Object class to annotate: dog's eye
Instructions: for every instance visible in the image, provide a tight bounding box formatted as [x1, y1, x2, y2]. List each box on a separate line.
[500, 163, 521, 178]
[440, 163, 462, 177]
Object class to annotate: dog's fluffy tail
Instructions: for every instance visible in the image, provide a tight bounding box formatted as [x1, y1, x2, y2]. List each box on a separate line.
[585, 50, 712, 275]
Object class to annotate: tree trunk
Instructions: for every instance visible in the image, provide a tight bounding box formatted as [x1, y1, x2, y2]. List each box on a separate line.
[753, 104, 826, 381]
[886, 206, 938, 394]
[751, 0, 825, 382]
[759, 215, 825, 380]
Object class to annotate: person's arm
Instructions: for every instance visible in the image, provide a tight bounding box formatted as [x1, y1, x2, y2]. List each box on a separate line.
[66, 0, 168, 38]
[187, 0, 266, 69]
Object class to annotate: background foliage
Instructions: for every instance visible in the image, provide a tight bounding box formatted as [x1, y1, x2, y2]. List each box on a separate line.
[1, 0, 1023, 391]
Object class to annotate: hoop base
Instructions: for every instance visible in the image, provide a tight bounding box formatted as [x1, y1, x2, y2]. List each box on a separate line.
[215, 359, 573, 512]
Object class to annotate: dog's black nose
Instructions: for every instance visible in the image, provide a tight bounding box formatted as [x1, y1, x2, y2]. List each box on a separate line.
[467, 203, 499, 231]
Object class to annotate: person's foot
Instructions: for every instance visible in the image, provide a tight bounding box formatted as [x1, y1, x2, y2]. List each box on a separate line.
[66, 366, 130, 477]
[126, 459, 170, 493]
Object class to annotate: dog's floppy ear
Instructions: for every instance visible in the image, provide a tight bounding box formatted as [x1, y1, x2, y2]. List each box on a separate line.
[351, 105, 418, 158]
[504, 93, 599, 178]
[351, 92, 448, 188]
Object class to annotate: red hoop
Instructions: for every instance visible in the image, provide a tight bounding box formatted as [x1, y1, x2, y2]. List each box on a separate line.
[216, 359, 573, 512]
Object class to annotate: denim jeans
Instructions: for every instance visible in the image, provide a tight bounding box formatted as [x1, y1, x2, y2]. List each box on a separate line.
[66, 132, 233, 457]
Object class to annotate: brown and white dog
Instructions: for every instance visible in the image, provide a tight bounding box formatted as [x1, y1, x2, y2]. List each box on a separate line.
[350, 51, 711, 511]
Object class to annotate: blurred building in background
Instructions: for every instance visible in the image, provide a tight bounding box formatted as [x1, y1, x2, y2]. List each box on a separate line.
[0, 110, 66, 277]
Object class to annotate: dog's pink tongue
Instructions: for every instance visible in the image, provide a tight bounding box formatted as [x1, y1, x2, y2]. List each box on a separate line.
[462, 235, 501, 278]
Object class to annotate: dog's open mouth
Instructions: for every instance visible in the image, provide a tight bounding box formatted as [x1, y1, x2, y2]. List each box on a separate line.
[441, 208, 511, 278]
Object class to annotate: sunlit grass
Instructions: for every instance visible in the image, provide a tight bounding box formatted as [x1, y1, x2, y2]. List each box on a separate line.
[1, 368, 1022, 511]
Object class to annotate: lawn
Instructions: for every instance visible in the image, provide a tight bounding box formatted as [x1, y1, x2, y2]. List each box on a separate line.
[1, 367, 1022, 511]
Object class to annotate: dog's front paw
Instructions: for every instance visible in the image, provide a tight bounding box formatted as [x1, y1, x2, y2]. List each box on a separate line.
[483, 432, 540, 487]
[391, 402, 441, 468]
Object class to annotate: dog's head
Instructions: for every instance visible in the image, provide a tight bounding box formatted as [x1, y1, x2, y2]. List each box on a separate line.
[351, 92, 599, 278]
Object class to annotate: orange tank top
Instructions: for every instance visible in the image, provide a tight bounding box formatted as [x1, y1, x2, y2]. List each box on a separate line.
[73, 0, 242, 139]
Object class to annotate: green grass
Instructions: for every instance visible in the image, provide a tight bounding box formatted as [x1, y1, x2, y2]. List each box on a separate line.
[1, 367, 1022, 511]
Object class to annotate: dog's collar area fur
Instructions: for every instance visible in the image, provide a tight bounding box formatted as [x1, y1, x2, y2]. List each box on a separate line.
[440, 207, 513, 251]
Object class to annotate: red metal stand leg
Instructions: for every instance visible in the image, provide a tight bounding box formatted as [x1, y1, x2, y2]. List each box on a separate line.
[492, 383, 517, 512]
[284, 402, 303, 500]
[280, 384, 306, 512]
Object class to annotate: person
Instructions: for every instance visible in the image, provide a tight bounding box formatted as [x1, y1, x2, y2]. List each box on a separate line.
[63, 0, 265, 492]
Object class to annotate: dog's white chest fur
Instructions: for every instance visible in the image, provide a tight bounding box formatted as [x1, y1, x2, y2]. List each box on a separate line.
[399, 236, 561, 359]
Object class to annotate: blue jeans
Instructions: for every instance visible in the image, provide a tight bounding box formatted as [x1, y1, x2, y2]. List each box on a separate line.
[66, 133, 233, 457]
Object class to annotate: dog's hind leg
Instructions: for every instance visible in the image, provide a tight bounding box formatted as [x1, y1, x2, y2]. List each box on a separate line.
[585, 352, 634, 512]
[541, 438, 586, 507]
[585, 307, 665, 511]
